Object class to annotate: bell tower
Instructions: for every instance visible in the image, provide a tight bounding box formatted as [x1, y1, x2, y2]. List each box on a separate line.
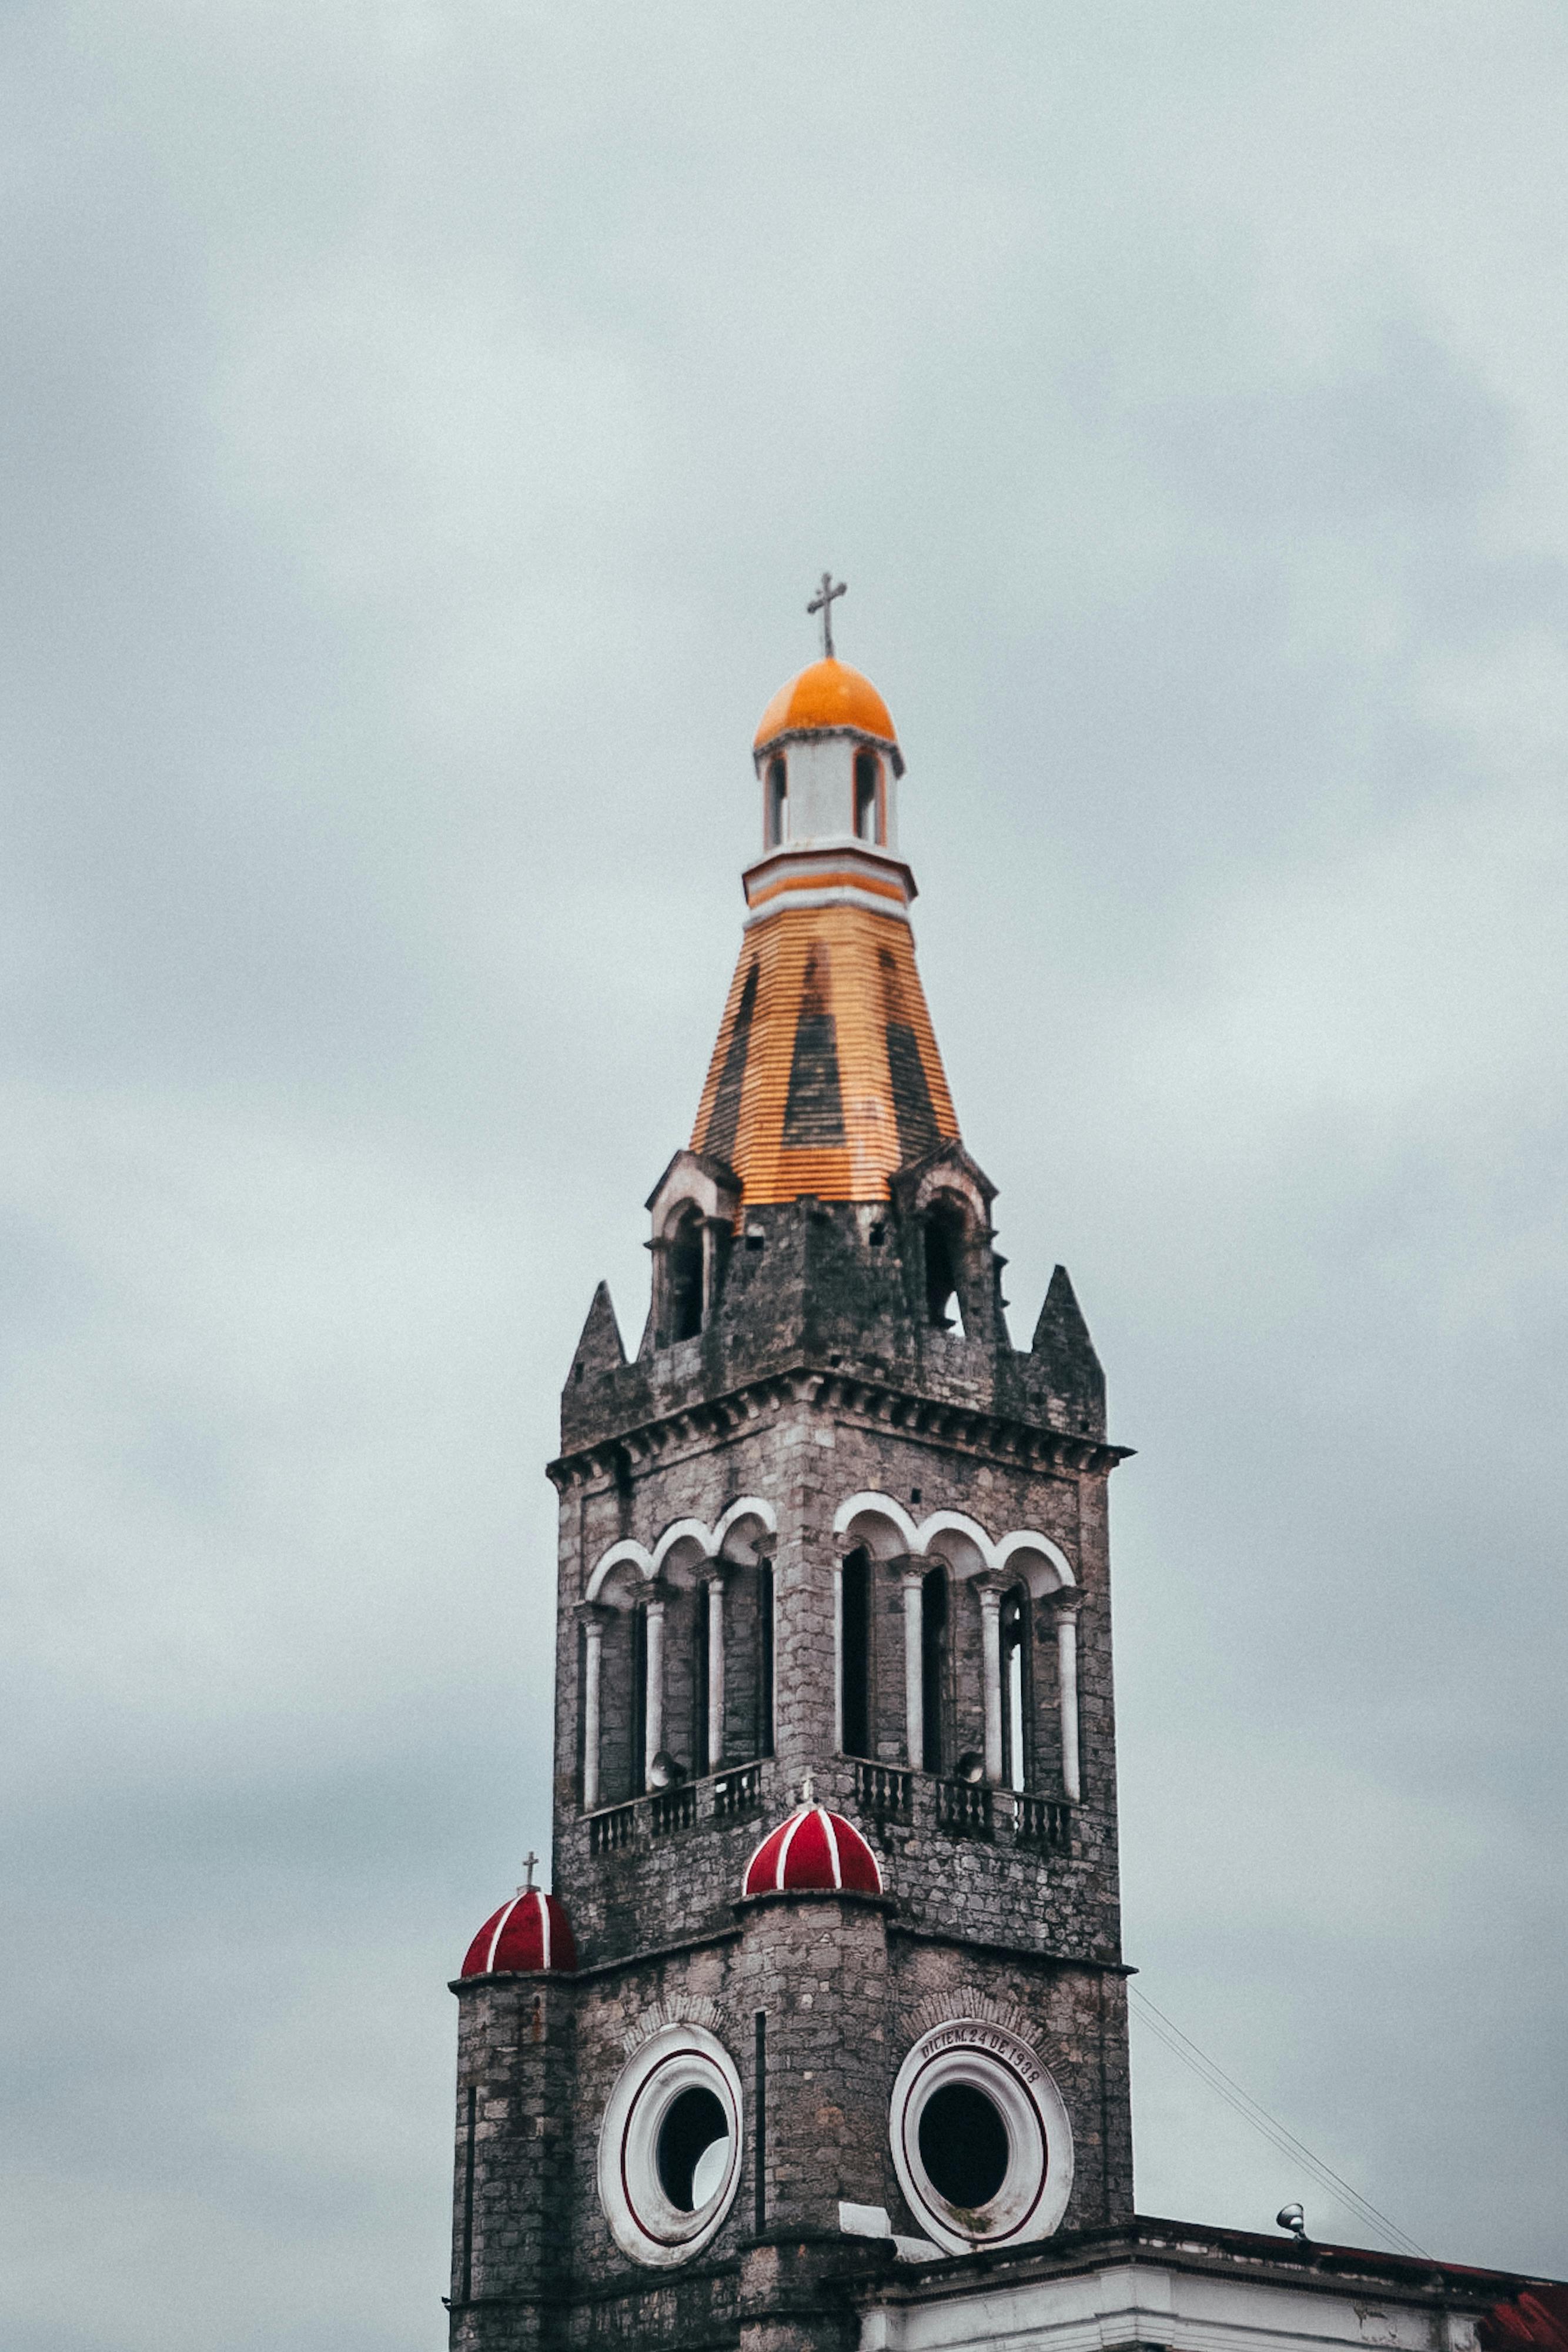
[447, 615, 1134, 2352]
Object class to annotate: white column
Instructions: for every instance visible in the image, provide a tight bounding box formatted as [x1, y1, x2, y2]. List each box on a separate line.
[1007, 1623, 1025, 1793]
[978, 1580, 1004, 1785]
[1056, 1599, 1081, 1804]
[582, 1609, 604, 1812]
[832, 1557, 844, 1753]
[900, 1565, 924, 1769]
[643, 1590, 666, 1790]
[704, 1569, 726, 1773]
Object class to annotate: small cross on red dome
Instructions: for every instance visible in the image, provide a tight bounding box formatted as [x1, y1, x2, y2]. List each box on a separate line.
[460, 1880, 577, 1979]
[742, 1781, 884, 1899]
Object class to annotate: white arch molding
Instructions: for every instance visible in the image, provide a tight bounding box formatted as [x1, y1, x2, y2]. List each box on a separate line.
[584, 1496, 778, 1605]
[831, 1492, 1075, 1593]
[580, 1501, 778, 1809]
[831, 1491, 1081, 1800]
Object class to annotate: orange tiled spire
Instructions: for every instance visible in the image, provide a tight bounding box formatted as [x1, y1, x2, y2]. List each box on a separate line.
[690, 646, 959, 1207]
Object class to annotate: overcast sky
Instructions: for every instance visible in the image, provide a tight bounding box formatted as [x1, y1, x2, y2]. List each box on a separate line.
[3, 6, 1567, 2347]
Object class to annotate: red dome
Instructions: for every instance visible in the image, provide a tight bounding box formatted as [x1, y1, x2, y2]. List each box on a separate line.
[460, 1886, 577, 1979]
[743, 1802, 883, 1899]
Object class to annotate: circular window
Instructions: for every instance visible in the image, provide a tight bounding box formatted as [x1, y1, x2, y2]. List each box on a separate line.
[597, 2024, 743, 2267]
[918, 2080, 1010, 2207]
[890, 2017, 1073, 2254]
[658, 2086, 730, 2210]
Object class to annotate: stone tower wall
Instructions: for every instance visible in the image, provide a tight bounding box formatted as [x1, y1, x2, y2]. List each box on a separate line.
[450, 1895, 1132, 2351]
[449, 1977, 577, 2350]
[455, 993, 1131, 2351]
[551, 1378, 1120, 1968]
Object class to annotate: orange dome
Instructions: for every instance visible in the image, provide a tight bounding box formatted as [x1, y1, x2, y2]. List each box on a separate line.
[754, 659, 897, 752]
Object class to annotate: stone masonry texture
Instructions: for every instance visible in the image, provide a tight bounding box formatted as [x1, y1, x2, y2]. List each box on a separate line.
[449, 1155, 1133, 2351]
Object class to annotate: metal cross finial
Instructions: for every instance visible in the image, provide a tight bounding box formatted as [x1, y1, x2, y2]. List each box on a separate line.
[807, 572, 846, 660]
[800, 1771, 815, 1808]
[521, 1850, 539, 1892]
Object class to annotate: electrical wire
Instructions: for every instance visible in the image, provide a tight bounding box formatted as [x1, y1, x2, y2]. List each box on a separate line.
[1131, 1990, 1429, 2260]
[1129, 1986, 1433, 2261]
[1131, 1992, 1423, 2256]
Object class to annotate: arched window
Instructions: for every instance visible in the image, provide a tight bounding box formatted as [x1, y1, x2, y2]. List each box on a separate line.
[921, 1565, 948, 1774]
[840, 1547, 871, 1759]
[1002, 1585, 1029, 1792]
[854, 749, 881, 843]
[923, 1202, 968, 1335]
[766, 756, 788, 848]
[667, 1210, 704, 1342]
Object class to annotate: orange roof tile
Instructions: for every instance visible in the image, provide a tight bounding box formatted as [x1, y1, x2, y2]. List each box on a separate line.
[753, 659, 897, 753]
[691, 901, 958, 1208]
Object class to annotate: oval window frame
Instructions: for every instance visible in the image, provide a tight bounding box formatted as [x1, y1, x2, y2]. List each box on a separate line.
[890, 2016, 1073, 2254]
[597, 2022, 744, 2267]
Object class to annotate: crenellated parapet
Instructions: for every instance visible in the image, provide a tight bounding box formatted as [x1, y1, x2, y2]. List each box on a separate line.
[560, 1198, 1111, 1458]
